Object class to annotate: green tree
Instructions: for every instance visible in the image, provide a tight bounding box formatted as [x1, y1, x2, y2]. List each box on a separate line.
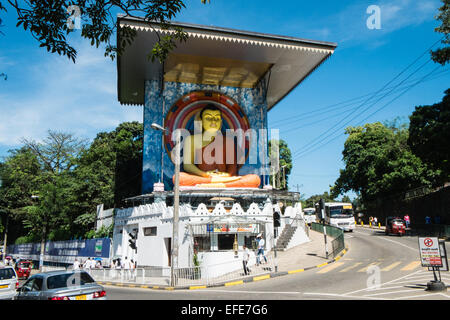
[15, 131, 87, 241]
[0, 0, 209, 63]
[408, 89, 450, 184]
[268, 139, 292, 190]
[68, 121, 143, 238]
[0, 147, 43, 243]
[332, 122, 438, 203]
[431, 0, 450, 65]
[304, 192, 335, 209]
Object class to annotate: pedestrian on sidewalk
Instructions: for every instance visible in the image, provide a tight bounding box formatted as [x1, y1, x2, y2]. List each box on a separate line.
[73, 259, 80, 270]
[373, 216, 378, 228]
[256, 234, 267, 266]
[130, 259, 136, 280]
[242, 245, 250, 275]
[122, 256, 131, 280]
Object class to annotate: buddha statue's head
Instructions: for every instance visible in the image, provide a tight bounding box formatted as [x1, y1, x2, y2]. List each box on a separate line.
[200, 104, 222, 135]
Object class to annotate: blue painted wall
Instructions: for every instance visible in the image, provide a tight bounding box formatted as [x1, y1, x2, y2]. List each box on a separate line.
[142, 80, 270, 194]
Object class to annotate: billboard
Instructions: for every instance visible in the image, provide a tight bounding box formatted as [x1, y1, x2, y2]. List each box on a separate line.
[7, 238, 111, 263]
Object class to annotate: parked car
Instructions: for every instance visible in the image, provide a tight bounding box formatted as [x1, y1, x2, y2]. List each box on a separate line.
[0, 266, 19, 300]
[15, 270, 107, 300]
[15, 260, 32, 280]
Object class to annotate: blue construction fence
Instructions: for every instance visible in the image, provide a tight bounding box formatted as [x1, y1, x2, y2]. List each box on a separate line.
[6, 238, 111, 269]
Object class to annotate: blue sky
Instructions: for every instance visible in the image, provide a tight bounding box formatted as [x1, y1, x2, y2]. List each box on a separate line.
[0, 0, 448, 199]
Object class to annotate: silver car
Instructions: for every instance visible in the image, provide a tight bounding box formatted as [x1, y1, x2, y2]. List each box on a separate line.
[16, 270, 107, 300]
[0, 266, 19, 300]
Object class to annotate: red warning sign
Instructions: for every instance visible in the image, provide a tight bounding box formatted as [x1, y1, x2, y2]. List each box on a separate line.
[419, 237, 442, 267]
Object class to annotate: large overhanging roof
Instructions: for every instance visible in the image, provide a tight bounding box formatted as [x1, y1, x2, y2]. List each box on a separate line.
[117, 15, 337, 110]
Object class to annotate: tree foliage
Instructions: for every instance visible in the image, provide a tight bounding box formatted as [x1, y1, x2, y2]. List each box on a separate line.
[408, 89, 450, 184]
[303, 192, 335, 209]
[268, 139, 292, 190]
[431, 0, 450, 65]
[0, 122, 143, 242]
[332, 122, 438, 203]
[0, 0, 208, 63]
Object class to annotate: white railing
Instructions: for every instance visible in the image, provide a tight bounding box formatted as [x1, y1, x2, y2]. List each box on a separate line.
[87, 252, 275, 288]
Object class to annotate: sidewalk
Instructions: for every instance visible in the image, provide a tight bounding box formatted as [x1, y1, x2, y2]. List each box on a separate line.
[24, 229, 348, 290]
[94, 229, 348, 290]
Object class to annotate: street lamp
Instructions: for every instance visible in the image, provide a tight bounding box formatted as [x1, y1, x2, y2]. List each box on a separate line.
[281, 165, 287, 190]
[30, 194, 47, 271]
[0, 177, 6, 265]
[151, 123, 180, 287]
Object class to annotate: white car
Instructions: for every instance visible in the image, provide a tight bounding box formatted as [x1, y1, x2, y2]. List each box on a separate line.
[0, 266, 19, 300]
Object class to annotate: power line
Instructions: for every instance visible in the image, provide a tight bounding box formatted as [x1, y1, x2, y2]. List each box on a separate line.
[292, 64, 445, 161]
[291, 58, 432, 158]
[277, 68, 450, 134]
[270, 66, 449, 127]
[285, 37, 444, 159]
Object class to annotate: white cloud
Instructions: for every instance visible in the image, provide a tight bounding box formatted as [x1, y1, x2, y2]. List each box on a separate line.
[282, 0, 441, 48]
[0, 40, 142, 147]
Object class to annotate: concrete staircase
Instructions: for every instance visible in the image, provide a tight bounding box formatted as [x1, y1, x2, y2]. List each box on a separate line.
[274, 224, 297, 251]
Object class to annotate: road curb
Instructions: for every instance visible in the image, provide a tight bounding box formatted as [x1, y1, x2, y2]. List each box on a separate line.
[98, 246, 350, 291]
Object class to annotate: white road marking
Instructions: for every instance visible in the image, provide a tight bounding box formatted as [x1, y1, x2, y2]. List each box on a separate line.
[188, 289, 301, 295]
[353, 230, 417, 252]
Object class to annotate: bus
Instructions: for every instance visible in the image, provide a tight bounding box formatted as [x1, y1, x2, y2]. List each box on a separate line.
[315, 202, 355, 232]
[302, 208, 316, 225]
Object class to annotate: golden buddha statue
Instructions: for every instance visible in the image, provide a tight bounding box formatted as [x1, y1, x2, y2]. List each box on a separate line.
[176, 104, 261, 188]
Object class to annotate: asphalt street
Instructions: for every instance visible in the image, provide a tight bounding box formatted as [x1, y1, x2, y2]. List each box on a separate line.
[104, 227, 450, 300]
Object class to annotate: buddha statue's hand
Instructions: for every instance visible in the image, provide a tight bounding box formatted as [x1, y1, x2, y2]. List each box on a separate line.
[206, 171, 231, 177]
[210, 176, 242, 183]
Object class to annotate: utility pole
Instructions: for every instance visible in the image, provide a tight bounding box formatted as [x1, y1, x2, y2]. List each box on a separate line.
[320, 198, 329, 259]
[39, 224, 46, 272]
[151, 123, 180, 287]
[171, 129, 181, 287]
[0, 177, 6, 264]
[2, 214, 8, 264]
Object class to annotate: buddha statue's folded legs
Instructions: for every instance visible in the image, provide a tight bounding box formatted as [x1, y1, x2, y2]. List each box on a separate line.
[177, 172, 261, 188]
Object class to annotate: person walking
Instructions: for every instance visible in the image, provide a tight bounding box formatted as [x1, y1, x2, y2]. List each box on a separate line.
[404, 214, 410, 228]
[373, 216, 378, 228]
[242, 245, 250, 275]
[256, 234, 267, 266]
[123, 256, 131, 280]
[130, 259, 136, 280]
[73, 259, 80, 270]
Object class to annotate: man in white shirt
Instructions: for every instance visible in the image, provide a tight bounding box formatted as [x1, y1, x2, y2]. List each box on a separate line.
[73, 259, 80, 270]
[123, 257, 131, 280]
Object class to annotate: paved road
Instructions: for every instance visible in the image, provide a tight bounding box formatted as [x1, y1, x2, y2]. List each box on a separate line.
[105, 227, 450, 300]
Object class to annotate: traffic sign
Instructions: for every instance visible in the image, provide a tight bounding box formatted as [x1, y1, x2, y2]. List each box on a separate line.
[418, 237, 443, 268]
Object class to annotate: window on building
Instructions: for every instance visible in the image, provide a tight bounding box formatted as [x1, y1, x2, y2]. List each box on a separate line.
[245, 235, 257, 250]
[218, 234, 236, 250]
[194, 236, 211, 252]
[143, 227, 157, 236]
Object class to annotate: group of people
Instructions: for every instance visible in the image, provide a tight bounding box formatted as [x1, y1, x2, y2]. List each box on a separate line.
[242, 233, 268, 276]
[110, 257, 137, 280]
[73, 256, 137, 271]
[73, 257, 103, 270]
[369, 216, 379, 227]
